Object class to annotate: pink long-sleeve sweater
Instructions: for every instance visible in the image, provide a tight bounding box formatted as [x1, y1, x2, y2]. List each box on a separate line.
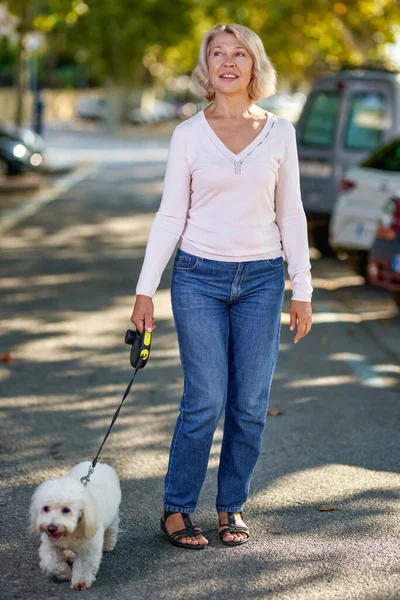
[136, 108, 313, 301]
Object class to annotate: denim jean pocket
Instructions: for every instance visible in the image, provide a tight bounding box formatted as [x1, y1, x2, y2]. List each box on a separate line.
[173, 250, 199, 271]
[265, 256, 284, 268]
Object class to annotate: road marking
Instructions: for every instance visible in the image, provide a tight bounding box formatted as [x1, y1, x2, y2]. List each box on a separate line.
[330, 352, 398, 388]
[281, 308, 398, 325]
[43, 147, 169, 163]
[346, 355, 386, 388]
[0, 162, 98, 235]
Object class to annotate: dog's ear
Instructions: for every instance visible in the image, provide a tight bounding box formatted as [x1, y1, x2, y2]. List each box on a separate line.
[78, 492, 98, 540]
[29, 488, 40, 534]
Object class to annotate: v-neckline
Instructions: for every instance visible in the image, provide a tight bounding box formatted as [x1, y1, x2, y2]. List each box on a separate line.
[199, 108, 273, 161]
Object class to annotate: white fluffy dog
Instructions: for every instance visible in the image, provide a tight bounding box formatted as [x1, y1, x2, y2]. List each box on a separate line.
[30, 461, 121, 590]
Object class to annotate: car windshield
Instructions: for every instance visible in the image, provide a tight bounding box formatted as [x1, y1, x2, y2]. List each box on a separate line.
[344, 92, 388, 152]
[299, 91, 340, 148]
[361, 138, 400, 172]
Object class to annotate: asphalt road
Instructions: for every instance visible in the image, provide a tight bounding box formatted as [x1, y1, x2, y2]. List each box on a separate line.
[1, 126, 400, 600]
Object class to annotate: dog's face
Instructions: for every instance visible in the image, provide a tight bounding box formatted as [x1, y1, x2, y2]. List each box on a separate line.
[30, 477, 97, 542]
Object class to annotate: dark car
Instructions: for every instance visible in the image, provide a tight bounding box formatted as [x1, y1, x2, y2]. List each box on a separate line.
[367, 195, 400, 307]
[0, 124, 44, 176]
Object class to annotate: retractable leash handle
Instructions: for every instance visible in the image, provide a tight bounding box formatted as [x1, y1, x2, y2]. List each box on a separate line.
[80, 328, 152, 486]
[125, 328, 152, 369]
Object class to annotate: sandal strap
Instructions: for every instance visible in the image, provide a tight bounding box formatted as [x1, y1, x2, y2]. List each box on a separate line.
[163, 511, 203, 540]
[169, 527, 189, 540]
[169, 526, 204, 540]
[172, 531, 203, 543]
[219, 512, 249, 535]
[219, 525, 249, 534]
[182, 512, 197, 537]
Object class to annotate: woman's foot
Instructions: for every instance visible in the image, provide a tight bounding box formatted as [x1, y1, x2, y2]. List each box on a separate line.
[162, 511, 209, 546]
[218, 511, 249, 544]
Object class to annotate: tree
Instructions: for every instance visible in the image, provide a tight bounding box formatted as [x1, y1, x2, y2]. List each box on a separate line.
[151, 0, 400, 89]
[7, 0, 198, 127]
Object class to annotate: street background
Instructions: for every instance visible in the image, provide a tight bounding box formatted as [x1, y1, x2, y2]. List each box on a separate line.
[1, 122, 400, 600]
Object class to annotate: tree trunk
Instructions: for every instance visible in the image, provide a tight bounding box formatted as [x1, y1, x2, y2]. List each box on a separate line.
[14, 0, 31, 127]
[104, 78, 127, 133]
[14, 32, 27, 127]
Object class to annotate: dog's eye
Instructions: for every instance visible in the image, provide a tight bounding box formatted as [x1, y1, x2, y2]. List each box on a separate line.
[43, 506, 50, 513]
[62, 507, 71, 514]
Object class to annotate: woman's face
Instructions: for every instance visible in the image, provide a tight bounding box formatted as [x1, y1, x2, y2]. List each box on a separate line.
[207, 33, 253, 97]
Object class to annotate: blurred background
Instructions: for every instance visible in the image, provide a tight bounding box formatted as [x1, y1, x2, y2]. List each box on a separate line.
[1, 0, 399, 130]
[1, 0, 400, 306]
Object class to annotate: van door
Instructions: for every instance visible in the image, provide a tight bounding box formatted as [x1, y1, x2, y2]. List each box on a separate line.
[338, 83, 393, 185]
[296, 85, 341, 221]
[297, 79, 393, 221]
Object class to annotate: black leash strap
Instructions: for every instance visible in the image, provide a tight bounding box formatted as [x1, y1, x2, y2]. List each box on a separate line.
[80, 328, 151, 486]
[80, 362, 141, 485]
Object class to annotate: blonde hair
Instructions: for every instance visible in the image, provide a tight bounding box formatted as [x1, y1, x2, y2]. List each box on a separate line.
[191, 23, 277, 103]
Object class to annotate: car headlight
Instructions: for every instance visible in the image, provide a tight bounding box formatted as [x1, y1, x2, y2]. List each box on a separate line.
[13, 144, 28, 158]
[30, 153, 43, 166]
[22, 131, 36, 146]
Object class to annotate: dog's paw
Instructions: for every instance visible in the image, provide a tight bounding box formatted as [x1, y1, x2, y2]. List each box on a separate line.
[103, 542, 116, 553]
[52, 569, 72, 583]
[63, 549, 76, 564]
[71, 581, 90, 591]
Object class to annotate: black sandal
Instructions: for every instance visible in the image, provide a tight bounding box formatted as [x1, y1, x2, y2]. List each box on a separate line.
[160, 509, 208, 550]
[218, 511, 250, 546]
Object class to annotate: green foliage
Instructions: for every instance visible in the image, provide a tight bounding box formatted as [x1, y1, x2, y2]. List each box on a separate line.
[160, 0, 400, 82]
[4, 0, 400, 87]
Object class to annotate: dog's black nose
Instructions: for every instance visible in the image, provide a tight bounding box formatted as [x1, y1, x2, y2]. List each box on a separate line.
[47, 525, 58, 533]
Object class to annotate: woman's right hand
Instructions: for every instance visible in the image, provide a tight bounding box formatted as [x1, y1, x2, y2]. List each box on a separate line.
[130, 294, 156, 334]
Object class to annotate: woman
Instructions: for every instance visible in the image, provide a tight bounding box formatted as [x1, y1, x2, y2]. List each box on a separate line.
[131, 23, 312, 549]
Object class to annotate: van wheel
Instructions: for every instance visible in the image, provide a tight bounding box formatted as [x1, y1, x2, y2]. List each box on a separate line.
[347, 251, 368, 278]
[393, 292, 400, 309]
[312, 223, 335, 257]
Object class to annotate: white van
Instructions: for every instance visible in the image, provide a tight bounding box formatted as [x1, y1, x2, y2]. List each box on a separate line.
[295, 67, 400, 255]
[330, 137, 400, 273]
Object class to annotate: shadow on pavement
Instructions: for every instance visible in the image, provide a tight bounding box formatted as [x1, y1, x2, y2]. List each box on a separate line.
[1, 163, 400, 600]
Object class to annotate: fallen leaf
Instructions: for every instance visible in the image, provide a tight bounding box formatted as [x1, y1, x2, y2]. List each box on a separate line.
[0, 352, 12, 363]
[319, 337, 329, 344]
[319, 505, 336, 511]
[268, 409, 285, 416]
[172, 377, 184, 384]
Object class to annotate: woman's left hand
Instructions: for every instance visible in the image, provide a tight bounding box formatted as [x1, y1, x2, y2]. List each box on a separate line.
[290, 300, 312, 344]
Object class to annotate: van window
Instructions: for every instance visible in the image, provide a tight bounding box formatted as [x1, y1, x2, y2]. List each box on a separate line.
[299, 92, 340, 148]
[344, 93, 388, 151]
[361, 138, 400, 172]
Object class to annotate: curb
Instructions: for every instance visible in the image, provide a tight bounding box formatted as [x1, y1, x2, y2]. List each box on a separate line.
[0, 161, 98, 235]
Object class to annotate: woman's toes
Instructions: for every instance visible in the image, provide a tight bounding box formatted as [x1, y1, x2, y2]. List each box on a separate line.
[197, 535, 208, 545]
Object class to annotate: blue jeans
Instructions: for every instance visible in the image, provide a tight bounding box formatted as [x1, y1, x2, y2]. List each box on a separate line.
[164, 248, 285, 514]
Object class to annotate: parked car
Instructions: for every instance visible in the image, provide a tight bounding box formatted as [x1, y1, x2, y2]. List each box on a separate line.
[0, 124, 44, 175]
[75, 96, 107, 120]
[130, 100, 180, 124]
[367, 196, 400, 307]
[329, 136, 400, 274]
[295, 66, 400, 255]
[258, 92, 306, 123]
